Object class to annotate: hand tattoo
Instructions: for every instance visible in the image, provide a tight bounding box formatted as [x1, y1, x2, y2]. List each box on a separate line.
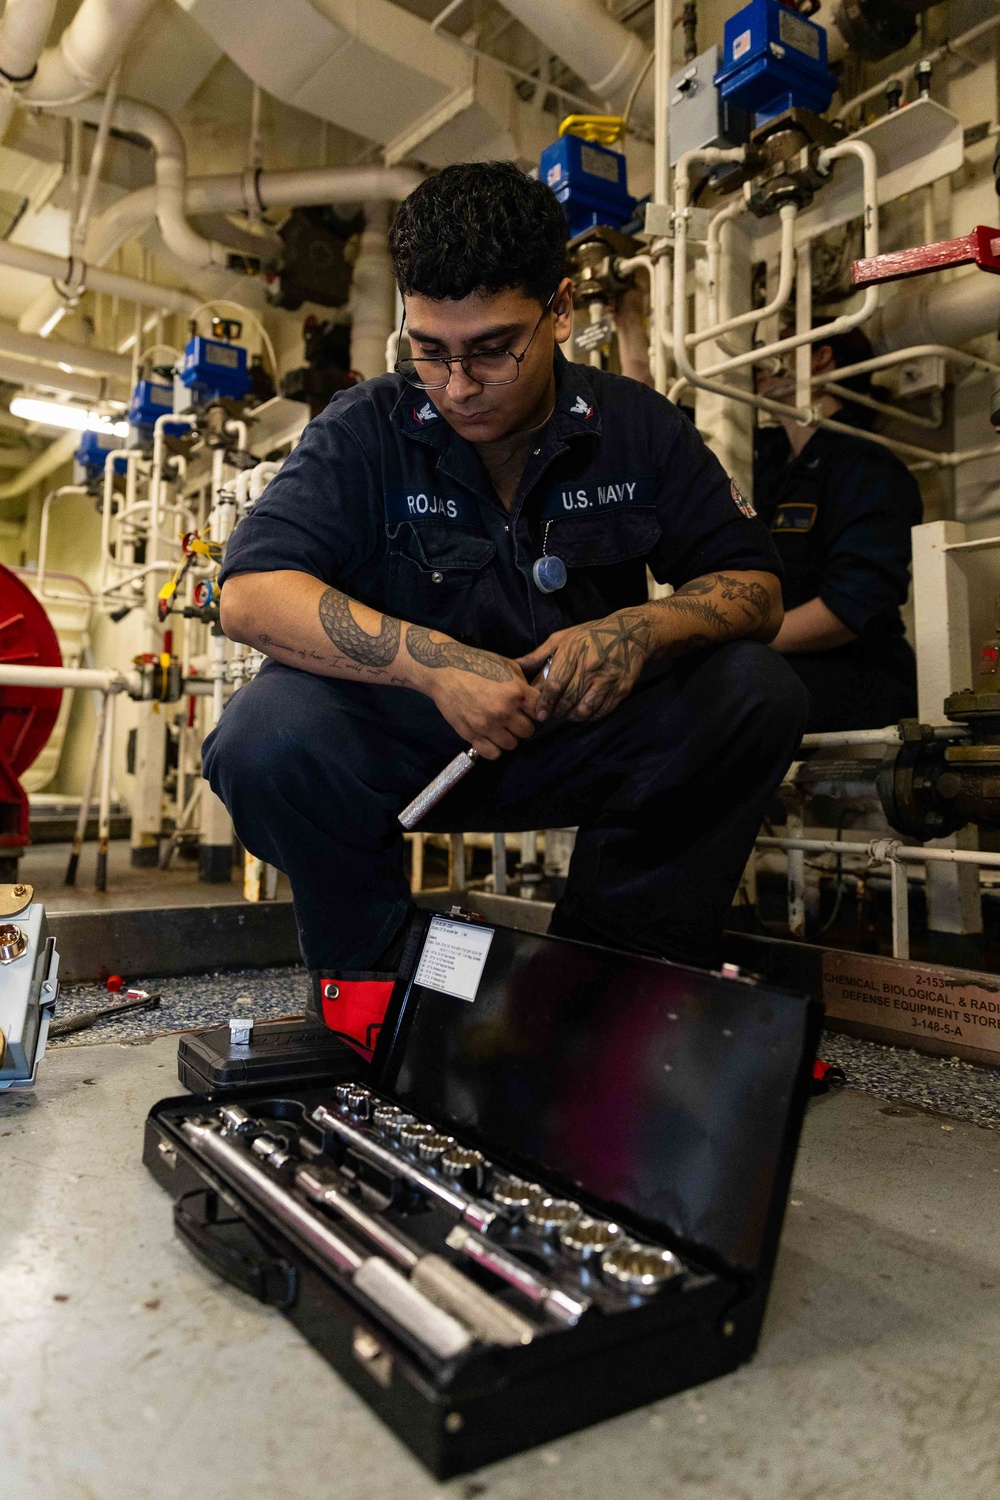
[318, 588, 401, 667]
[406, 625, 517, 681]
[545, 612, 652, 718]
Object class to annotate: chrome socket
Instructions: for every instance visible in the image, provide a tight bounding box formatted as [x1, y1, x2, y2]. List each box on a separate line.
[399, 1121, 436, 1152]
[491, 1175, 542, 1216]
[372, 1104, 414, 1136]
[440, 1145, 488, 1190]
[523, 1197, 581, 1237]
[417, 1131, 455, 1163]
[558, 1216, 624, 1262]
[600, 1242, 683, 1296]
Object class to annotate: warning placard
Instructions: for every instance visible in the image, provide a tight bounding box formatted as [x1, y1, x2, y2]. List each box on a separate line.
[822, 952, 1000, 1064]
[414, 917, 495, 1003]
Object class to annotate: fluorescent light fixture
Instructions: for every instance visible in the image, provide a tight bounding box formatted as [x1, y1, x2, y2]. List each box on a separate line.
[9, 397, 128, 437]
[38, 307, 67, 339]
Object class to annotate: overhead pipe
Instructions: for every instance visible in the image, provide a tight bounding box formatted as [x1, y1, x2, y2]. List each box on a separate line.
[0, 236, 196, 315]
[498, 0, 653, 122]
[20, 161, 422, 336]
[21, 0, 157, 108]
[0, 351, 121, 401]
[0, 321, 131, 381]
[59, 96, 231, 272]
[0, 0, 59, 135]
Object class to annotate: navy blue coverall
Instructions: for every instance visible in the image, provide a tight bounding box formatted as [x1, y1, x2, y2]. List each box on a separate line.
[204, 352, 809, 972]
[755, 418, 922, 733]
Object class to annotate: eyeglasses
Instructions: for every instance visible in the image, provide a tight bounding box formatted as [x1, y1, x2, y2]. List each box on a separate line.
[395, 293, 556, 390]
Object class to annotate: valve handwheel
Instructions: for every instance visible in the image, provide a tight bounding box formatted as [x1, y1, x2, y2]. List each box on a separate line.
[0, 565, 62, 866]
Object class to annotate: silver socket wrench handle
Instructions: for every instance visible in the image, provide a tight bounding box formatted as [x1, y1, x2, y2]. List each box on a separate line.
[446, 1224, 589, 1326]
[296, 1164, 535, 1347]
[311, 1104, 498, 1233]
[399, 748, 478, 830]
[180, 1121, 471, 1360]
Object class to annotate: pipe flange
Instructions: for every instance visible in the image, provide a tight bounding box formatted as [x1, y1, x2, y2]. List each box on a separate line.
[0, 923, 28, 964]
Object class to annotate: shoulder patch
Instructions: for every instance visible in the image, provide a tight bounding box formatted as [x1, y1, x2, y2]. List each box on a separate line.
[772, 502, 817, 534]
[731, 480, 756, 519]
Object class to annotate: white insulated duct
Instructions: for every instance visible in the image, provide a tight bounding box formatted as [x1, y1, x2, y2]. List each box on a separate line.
[179, 0, 553, 167]
[498, 0, 652, 121]
[874, 270, 1000, 354]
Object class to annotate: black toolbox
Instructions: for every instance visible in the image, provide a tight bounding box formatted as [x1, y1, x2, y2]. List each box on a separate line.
[144, 909, 822, 1478]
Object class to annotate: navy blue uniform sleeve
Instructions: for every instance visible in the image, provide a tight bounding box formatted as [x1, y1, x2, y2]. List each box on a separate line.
[817, 450, 921, 636]
[220, 406, 379, 587]
[645, 402, 783, 586]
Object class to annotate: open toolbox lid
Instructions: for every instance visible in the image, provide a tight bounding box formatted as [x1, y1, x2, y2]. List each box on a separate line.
[372, 911, 823, 1289]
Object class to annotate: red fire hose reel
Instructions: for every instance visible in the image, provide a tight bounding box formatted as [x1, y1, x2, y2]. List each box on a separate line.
[0, 565, 62, 853]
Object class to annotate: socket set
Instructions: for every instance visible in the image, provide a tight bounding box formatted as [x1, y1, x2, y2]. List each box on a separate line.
[145, 908, 821, 1477]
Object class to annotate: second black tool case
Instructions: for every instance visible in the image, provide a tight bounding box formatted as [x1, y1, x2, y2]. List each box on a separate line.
[144, 909, 822, 1478]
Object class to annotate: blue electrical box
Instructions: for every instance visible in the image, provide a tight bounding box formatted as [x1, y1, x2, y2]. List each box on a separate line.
[540, 135, 635, 239]
[73, 427, 122, 490]
[714, 0, 836, 127]
[178, 334, 252, 407]
[129, 379, 173, 432]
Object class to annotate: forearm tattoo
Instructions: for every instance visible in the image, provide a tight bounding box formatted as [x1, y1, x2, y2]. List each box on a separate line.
[406, 625, 516, 681]
[318, 587, 401, 668]
[672, 572, 771, 624]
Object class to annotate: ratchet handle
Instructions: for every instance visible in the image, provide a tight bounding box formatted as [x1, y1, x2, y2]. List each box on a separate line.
[399, 748, 478, 830]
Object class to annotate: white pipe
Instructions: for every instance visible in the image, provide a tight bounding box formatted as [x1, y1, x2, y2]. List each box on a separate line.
[651, 0, 672, 395]
[0, 237, 196, 314]
[21, 0, 158, 108]
[0, 0, 58, 84]
[697, 142, 880, 384]
[874, 270, 1000, 356]
[499, 0, 652, 120]
[757, 835, 1000, 872]
[0, 321, 131, 380]
[836, 12, 1000, 121]
[692, 201, 797, 349]
[349, 202, 396, 381]
[71, 64, 119, 255]
[20, 162, 421, 338]
[0, 0, 59, 136]
[0, 351, 117, 401]
[36, 484, 87, 596]
[795, 239, 812, 415]
[248, 461, 282, 505]
[799, 727, 902, 749]
[59, 96, 230, 272]
[813, 345, 1000, 383]
[431, 3, 599, 116]
[703, 197, 745, 332]
[0, 663, 130, 691]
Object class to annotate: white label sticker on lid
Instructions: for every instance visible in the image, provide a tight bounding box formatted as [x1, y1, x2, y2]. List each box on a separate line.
[414, 917, 495, 1003]
[732, 27, 751, 61]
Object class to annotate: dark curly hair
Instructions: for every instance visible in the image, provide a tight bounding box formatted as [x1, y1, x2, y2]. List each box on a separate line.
[389, 162, 567, 306]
